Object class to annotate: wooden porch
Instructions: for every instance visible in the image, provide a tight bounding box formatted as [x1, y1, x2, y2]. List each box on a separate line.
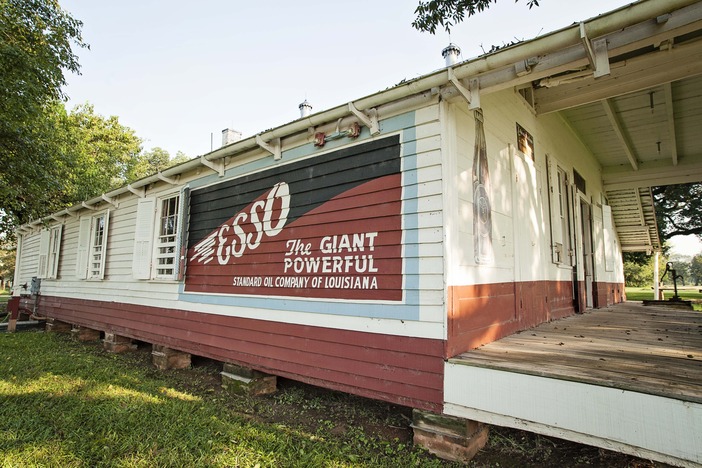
[443, 302, 702, 467]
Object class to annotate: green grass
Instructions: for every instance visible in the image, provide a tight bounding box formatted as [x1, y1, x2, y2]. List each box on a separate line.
[0, 332, 450, 468]
[626, 286, 702, 310]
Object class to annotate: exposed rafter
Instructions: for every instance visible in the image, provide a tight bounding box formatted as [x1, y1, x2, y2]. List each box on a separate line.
[579, 22, 610, 78]
[101, 194, 119, 208]
[199, 155, 225, 176]
[255, 135, 282, 161]
[348, 102, 380, 135]
[535, 39, 702, 113]
[157, 172, 180, 185]
[663, 82, 678, 166]
[603, 159, 702, 191]
[127, 184, 146, 198]
[602, 99, 639, 171]
[447, 67, 480, 110]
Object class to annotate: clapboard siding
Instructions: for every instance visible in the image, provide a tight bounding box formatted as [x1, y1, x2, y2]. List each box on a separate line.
[41, 295, 444, 411]
[14, 106, 448, 412]
[20, 106, 446, 342]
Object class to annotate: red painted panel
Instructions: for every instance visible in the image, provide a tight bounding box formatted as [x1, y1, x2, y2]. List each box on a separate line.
[186, 154, 403, 302]
[39, 296, 444, 411]
[446, 280, 577, 358]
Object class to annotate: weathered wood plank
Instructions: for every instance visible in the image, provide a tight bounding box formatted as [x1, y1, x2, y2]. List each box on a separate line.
[451, 302, 702, 404]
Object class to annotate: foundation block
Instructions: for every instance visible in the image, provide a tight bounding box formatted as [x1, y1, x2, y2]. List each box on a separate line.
[412, 409, 489, 463]
[221, 362, 277, 396]
[103, 333, 136, 353]
[151, 344, 191, 370]
[71, 325, 101, 342]
[46, 318, 72, 333]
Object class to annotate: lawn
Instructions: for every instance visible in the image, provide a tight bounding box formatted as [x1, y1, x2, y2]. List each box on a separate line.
[626, 286, 702, 310]
[0, 331, 450, 467]
[0, 331, 668, 468]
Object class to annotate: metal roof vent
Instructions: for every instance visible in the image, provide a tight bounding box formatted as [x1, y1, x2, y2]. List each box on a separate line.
[299, 100, 313, 118]
[222, 128, 242, 146]
[442, 43, 461, 67]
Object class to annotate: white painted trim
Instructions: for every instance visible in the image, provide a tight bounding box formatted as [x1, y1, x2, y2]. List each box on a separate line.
[444, 363, 702, 467]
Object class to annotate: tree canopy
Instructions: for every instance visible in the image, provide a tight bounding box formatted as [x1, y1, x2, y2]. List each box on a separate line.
[413, 0, 540, 34]
[0, 0, 87, 236]
[653, 183, 702, 240]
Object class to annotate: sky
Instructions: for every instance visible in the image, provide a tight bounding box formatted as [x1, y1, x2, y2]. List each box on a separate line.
[60, 0, 636, 158]
[58, 0, 700, 257]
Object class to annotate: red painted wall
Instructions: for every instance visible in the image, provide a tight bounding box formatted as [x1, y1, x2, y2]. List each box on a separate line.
[39, 295, 445, 412]
[594, 281, 626, 307]
[446, 280, 576, 358]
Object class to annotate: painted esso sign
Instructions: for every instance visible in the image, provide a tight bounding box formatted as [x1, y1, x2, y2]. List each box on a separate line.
[192, 182, 290, 266]
[217, 182, 289, 264]
[185, 136, 403, 301]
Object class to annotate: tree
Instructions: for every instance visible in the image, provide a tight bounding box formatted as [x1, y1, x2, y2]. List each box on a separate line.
[0, 101, 143, 239]
[653, 183, 702, 240]
[0, 0, 87, 237]
[126, 147, 191, 182]
[0, 243, 15, 289]
[65, 103, 143, 201]
[624, 256, 655, 287]
[689, 254, 702, 286]
[413, 0, 540, 34]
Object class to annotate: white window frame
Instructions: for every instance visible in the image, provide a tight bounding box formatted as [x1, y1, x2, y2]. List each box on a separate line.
[546, 155, 573, 266]
[38, 224, 63, 279]
[132, 191, 185, 281]
[77, 211, 110, 280]
[154, 193, 181, 279]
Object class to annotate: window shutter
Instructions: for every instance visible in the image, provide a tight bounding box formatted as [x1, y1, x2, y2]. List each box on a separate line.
[76, 216, 91, 279]
[546, 155, 563, 263]
[96, 210, 110, 280]
[37, 229, 50, 278]
[132, 198, 156, 279]
[603, 204, 614, 272]
[48, 224, 63, 279]
[175, 187, 190, 281]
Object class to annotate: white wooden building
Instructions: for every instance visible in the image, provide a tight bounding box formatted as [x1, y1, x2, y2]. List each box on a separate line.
[13, 0, 702, 465]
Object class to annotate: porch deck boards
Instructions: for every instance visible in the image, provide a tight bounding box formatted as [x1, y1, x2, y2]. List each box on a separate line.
[450, 302, 702, 404]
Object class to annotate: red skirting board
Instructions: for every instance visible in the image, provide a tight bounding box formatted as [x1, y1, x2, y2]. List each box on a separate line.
[39, 295, 445, 412]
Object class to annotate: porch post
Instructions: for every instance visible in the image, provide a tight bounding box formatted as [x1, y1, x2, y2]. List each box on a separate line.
[653, 251, 660, 300]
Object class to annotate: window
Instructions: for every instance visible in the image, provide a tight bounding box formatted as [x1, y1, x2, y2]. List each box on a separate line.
[132, 191, 185, 280]
[38, 225, 63, 279]
[77, 211, 110, 280]
[89, 213, 107, 278]
[547, 156, 573, 265]
[155, 195, 180, 278]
